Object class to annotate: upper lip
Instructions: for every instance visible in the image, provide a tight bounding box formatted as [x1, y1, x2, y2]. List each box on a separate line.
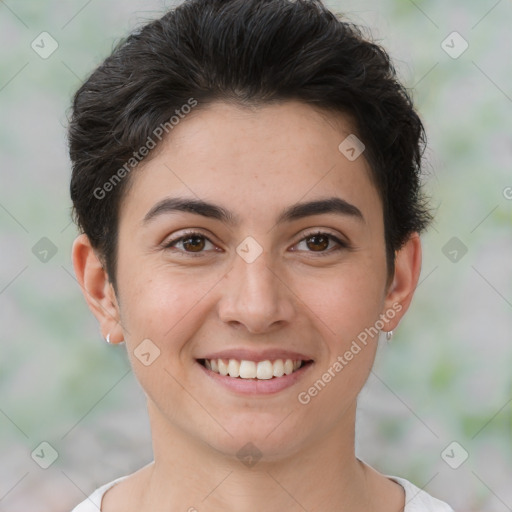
[198, 349, 313, 363]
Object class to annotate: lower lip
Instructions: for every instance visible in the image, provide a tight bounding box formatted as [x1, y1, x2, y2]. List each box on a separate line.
[196, 360, 313, 395]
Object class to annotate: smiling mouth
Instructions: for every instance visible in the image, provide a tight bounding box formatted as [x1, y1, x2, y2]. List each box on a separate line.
[197, 358, 313, 380]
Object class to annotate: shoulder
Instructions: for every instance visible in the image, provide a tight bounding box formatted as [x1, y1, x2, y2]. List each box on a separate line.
[69, 475, 129, 512]
[388, 475, 455, 512]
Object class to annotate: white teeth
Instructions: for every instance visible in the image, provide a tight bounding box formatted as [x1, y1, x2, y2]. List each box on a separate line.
[256, 360, 273, 380]
[273, 359, 284, 377]
[218, 359, 228, 376]
[228, 359, 240, 378]
[283, 359, 294, 375]
[203, 358, 304, 379]
[239, 360, 257, 378]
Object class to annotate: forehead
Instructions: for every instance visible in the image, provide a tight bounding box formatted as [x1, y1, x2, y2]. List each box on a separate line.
[119, 100, 381, 227]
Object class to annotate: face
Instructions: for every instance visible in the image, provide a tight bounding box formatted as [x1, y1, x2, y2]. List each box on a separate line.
[75, 100, 420, 462]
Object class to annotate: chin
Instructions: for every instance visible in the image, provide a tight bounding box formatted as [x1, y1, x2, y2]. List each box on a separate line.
[200, 415, 310, 463]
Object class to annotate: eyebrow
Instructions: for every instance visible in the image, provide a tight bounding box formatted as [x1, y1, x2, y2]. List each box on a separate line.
[142, 196, 364, 227]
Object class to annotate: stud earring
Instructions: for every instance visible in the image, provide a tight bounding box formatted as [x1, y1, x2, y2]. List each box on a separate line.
[105, 333, 125, 344]
[385, 330, 393, 342]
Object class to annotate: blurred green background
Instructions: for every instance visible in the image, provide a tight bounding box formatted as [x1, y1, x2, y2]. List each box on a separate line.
[0, 0, 511, 510]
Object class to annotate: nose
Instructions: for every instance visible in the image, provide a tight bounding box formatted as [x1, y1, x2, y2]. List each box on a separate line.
[217, 249, 296, 334]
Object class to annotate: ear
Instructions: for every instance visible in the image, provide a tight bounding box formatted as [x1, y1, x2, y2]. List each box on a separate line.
[71, 233, 124, 343]
[381, 232, 422, 331]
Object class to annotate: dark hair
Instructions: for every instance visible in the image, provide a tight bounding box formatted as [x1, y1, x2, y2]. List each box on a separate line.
[68, 0, 432, 294]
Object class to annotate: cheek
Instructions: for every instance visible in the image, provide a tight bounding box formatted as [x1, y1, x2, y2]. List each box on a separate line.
[296, 263, 385, 342]
[120, 267, 221, 349]
[118, 270, 220, 414]
[293, 269, 383, 417]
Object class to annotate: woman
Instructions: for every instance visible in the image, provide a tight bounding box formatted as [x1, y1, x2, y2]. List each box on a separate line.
[69, 0, 454, 510]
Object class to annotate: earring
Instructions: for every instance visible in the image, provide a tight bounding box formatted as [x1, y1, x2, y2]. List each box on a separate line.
[105, 333, 126, 344]
[385, 330, 393, 342]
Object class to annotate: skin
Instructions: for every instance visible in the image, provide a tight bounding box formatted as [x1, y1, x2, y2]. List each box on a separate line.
[72, 100, 422, 512]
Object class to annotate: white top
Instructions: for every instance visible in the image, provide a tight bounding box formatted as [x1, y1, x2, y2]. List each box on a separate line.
[70, 474, 455, 511]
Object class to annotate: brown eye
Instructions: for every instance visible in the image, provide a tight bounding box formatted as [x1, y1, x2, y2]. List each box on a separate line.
[293, 231, 347, 255]
[163, 232, 216, 255]
[305, 234, 330, 251]
[182, 235, 206, 252]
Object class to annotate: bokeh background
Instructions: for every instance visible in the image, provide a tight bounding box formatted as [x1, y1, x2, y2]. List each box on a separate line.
[1, 0, 511, 510]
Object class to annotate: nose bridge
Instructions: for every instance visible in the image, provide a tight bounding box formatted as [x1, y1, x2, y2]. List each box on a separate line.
[241, 254, 279, 302]
[218, 247, 294, 332]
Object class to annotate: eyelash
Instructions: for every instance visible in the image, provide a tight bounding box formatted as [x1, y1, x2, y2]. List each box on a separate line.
[162, 229, 348, 257]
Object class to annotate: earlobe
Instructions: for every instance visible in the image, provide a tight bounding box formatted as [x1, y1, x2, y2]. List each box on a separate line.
[381, 232, 423, 331]
[71, 234, 123, 342]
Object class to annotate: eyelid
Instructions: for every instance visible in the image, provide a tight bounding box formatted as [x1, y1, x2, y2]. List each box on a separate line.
[161, 229, 219, 255]
[291, 229, 349, 254]
[296, 228, 348, 244]
[162, 228, 350, 256]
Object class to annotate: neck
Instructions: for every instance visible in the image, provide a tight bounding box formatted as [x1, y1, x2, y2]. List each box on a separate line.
[138, 400, 373, 512]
